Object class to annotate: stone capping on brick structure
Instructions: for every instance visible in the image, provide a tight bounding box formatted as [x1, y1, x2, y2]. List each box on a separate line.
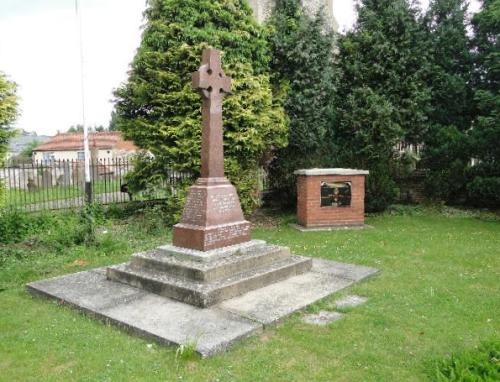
[294, 168, 370, 176]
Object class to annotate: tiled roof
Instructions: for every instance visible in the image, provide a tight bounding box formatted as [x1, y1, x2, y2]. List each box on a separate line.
[33, 132, 137, 152]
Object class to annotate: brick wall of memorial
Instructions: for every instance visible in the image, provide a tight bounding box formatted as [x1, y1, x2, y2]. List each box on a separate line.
[297, 174, 366, 227]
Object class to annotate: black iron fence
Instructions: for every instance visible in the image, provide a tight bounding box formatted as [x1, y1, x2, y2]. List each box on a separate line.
[1, 159, 192, 212]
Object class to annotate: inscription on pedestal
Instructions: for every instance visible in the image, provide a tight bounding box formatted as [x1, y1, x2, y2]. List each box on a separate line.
[210, 193, 237, 215]
[182, 189, 204, 223]
[205, 224, 251, 247]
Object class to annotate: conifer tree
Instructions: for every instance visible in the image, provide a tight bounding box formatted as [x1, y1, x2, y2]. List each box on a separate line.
[421, 0, 474, 203]
[266, 0, 337, 205]
[467, 0, 500, 207]
[113, 0, 287, 213]
[335, 0, 431, 211]
[0, 72, 18, 206]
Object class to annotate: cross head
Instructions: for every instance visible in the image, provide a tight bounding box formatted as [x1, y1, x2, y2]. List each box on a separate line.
[191, 48, 231, 179]
[192, 49, 231, 99]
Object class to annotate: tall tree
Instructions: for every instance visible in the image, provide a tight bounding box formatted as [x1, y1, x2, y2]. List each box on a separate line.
[266, 0, 337, 205]
[467, 0, 500, 207]
[0, 72, 18, 206]
[421, 0, 474, 203]
[67, 124, 84, 133]
[108, 111, 119, 131]
[0, 72, 17, 165]
[113, 0, 287, 214]
[335, 0, 431, 211]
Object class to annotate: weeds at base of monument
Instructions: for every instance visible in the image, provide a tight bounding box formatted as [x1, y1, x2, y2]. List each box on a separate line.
[175, 339, 199, 363]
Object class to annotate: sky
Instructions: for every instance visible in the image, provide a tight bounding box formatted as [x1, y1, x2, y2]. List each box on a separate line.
[0, 0, 481, 136]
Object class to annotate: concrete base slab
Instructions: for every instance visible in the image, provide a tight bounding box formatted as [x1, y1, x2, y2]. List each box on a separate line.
[27, 259, 378, 357]
[290, 223, 374, 232]
[335, 295, 368, 308]
[302, 311, 344, 326]
[26, 268, 261, 358]
[219, 259, 378, 325]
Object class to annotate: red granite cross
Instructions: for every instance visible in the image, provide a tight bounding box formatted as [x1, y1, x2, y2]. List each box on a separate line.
[192, 48, 232, 179]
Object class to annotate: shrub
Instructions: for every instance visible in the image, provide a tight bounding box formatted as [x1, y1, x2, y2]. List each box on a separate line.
[432, 340, 500, 381]
[0, 72, 18, 207]
[466, 176, 500, 208]
[0, 205, 106, 248]
[113, 0, 287, 215]
[0, 209, 52, 244]
[73, 203, 105, 246]
[365, 166, 398, 213]
[0, 181, 5, 209]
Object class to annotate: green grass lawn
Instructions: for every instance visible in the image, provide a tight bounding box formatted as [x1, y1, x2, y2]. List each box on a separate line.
[5, 180, 122, 207]
[0, 207, 499, 381]
[5, 180, 170, 209]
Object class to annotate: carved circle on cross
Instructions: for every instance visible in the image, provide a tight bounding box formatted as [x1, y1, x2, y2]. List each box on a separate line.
[192, 49, 232, 100]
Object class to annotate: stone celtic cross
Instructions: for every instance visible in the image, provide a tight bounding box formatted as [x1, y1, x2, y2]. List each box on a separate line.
[172, 48, 250, 251]
[192, 48, 232, 179]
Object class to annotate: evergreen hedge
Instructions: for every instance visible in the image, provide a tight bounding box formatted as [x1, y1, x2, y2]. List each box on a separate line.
[114, 0, 287, 214]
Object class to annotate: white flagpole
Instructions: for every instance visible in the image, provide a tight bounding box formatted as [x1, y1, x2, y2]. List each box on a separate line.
[75, 0, 92, 203]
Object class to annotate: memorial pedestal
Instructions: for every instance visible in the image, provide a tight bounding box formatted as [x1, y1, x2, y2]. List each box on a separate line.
[172, 178, 251, 251]
[106, 49, 312, 307]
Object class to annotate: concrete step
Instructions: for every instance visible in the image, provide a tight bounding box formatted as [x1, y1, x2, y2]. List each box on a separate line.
[157, 239, 269, 263]
[130, 245, 291, 283]
[107, 255, 312, 308]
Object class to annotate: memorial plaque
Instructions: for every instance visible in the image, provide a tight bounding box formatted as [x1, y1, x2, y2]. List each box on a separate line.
[320, 181, 352, 207]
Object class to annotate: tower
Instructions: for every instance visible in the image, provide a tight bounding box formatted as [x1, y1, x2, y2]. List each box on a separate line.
[247, 0, 339, 31]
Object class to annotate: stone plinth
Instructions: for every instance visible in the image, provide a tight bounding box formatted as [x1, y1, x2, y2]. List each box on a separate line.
[294, 168, 369, 228]
[107, 240, 312, 308]
[172, 178, 250, 251]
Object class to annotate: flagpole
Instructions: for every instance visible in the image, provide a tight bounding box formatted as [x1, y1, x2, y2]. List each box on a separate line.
[75, 0, 92, 203]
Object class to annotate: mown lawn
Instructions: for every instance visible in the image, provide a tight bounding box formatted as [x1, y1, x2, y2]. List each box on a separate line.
[5, 180, 121, 207]
[0, 206, 499, 381]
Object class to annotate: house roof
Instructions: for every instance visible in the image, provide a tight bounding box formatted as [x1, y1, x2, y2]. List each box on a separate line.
[33, 132, 137, 152]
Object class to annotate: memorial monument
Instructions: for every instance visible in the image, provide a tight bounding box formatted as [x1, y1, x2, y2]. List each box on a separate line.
[172, 49, 251, 251]
[106, 49, 312, 307]
[27, 49, 378, 357]
[293, 168, 370, 230]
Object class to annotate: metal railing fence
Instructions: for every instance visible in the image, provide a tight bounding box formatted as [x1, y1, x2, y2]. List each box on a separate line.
[1, 158, 192, 212]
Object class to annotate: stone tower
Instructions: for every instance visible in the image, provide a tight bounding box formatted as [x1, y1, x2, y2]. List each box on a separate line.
[248, 0, 339, 31]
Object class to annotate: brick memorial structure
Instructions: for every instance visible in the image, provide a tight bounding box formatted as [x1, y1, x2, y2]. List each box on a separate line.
[294, 168, 370, 229]
[27, 50, 378, 357]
